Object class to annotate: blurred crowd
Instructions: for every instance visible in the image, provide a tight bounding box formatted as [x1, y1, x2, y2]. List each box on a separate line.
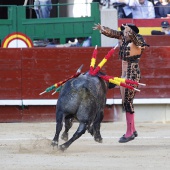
[33, 0, 170, 47]
[93, 0, 170, 19]
[151, 20, 170, 35]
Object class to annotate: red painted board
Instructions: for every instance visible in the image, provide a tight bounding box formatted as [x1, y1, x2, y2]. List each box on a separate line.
[22, 106, 56, 122]
[118, 19, 170, 27]
[0, 49, 22, 99]
[144, 36, 170, 46]
[21, 105, 115, 122]
[0, 106, 22, 123]
[141, 68, 170, 78]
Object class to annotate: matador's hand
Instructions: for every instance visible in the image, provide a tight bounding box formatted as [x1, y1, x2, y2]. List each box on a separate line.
[93, 23, 104, 31]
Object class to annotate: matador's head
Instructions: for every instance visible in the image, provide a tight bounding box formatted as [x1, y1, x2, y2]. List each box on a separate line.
[121, 23, 139, 34]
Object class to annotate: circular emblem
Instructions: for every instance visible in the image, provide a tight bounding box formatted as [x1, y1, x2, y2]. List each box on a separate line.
[2, 32, 33, 48]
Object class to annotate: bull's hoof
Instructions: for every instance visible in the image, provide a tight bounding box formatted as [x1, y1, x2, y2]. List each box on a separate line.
[51, 140, 58, 148]
[94, 137, 103, 143]
[59, 144, 67, 152]
[61, 132, 68, 141]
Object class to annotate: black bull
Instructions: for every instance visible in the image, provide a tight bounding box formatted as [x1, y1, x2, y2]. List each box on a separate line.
[51, 71, 115, 151]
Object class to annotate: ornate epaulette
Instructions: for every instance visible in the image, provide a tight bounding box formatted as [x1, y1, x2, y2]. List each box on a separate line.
[129, 33, 145, 47]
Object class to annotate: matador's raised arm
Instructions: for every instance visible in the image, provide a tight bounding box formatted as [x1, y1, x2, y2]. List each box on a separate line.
[93, 23, 122, 39]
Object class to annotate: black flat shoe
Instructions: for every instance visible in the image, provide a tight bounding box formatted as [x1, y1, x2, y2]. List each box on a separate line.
[133, 131, 138, 137]
[119, 134, 135, 143]
[123, 131, 138, 138]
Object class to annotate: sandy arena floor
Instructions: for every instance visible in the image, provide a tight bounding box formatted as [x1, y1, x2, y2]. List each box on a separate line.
[0, 121, 170, 170]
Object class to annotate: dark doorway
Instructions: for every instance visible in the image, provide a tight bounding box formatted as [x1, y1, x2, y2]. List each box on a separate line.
[0, 0, 62, 19]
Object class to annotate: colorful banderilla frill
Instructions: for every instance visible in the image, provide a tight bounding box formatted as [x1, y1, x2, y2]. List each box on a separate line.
[39, 64, 83, 95]
[89, 44, 146, 91]
[99, 75, 145, 92]
[40, 44, 146, 96]
[90, 44, 118, 76]
[89, 45, 98, 75]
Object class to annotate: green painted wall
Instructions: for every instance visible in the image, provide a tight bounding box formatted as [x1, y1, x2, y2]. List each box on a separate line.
[0, 3, 101, 46]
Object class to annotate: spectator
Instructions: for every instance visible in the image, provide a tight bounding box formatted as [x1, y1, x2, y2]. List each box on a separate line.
[161, 21, 170, 34]
[155, 0, 170, 18]
[128, 0, 155, 18]
[71, 37, 92, 47]
[119, 0, 133, 18]
[107, 0, 155, 18]
[46, 39, 60, 47]
[100, 0, 110, 8]
[99, 0, 132, 18]
[151, 21, 170, 35]
[113, 1, 133, 18]
[34, 0, 52, 18]
[153, 0, 159, 4]
[92, 0, 102, 3]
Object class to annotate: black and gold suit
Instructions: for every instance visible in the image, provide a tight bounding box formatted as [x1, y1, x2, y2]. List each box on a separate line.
[101, 27, 146, 113]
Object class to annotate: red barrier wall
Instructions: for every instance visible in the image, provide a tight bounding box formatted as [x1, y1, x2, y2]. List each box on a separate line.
[118, 18, 170, 35]
[0, 45, 170, 122]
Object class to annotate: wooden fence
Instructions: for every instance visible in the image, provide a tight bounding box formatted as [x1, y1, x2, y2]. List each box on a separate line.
[0, 45, 170, 122]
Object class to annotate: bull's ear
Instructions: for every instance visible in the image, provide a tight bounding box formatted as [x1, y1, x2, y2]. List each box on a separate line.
[108, 83, 116, 89]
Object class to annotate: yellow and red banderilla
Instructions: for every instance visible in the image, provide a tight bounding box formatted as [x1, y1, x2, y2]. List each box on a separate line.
[99, 75, 146, 92]
[89, 44, 118, 76]
[89, 44, 146, 91]
[39, 64, 83, 95]
[89, 45, 98, 75]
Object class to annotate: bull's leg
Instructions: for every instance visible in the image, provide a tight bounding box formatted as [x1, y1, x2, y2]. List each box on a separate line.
[59, 122, 87, 151]
[88, 124, 94, 136]
[61, 117, 74, 141]
[92, 110, 104, 143]
[51, 110, 63, 148]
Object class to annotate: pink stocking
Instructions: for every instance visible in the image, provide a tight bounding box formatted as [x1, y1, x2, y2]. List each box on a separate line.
[132, 113, 136, 132]
[125, 112, 134, 138]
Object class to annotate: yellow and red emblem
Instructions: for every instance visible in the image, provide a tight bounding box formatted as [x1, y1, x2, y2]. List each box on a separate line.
[2, 32, 33, 48]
